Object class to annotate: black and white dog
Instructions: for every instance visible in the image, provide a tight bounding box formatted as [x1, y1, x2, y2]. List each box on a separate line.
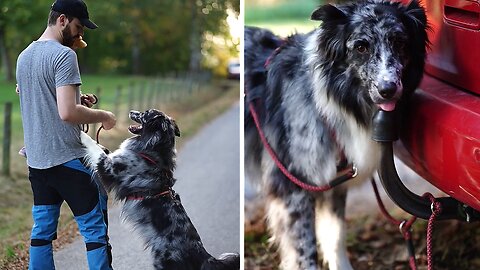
[245, 0, 428, 269]
[81, 109, 240, 270]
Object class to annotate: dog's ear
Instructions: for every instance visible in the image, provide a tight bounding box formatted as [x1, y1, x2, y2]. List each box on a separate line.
[403, 0, 428, 30]
[311, 4, 347, 23]
[173, 120, 180, 137]
[401, 0, 430, 94]
[313, 4, 349, 62]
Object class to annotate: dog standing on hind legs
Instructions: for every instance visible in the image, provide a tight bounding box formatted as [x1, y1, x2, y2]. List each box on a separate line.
[244, 0, 429, 269]
[81, 109, 240, 270]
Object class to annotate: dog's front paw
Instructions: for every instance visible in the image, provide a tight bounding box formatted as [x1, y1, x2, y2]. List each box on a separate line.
[80, 132, 107, 170]
[80, 131, 97, 147]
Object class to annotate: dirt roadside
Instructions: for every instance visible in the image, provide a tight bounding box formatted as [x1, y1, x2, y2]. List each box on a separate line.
[245, 160, 480, 270]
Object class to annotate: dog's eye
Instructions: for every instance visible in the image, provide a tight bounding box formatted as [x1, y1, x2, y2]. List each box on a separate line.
[353, 40, 369, 54]
[389, 35, 407, 52]
[356, 44, 368, 54]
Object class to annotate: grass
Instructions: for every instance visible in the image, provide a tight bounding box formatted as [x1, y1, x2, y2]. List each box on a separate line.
[0, 74, 153, 104]
[245, 0, 319, 36]
[0, 77, 239, 268]
[247, 21, 318, 37]
[245, 0, 319, 24]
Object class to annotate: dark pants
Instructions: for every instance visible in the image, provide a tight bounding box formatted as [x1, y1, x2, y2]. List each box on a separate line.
[28, 159, 112, 270]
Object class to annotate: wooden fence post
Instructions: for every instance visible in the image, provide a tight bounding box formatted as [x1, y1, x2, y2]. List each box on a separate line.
[154, 79, 159, 105]
[2, 102, 12, 176]
[114, 85, 122, 119]
[147, 81, 155, 109]
[169, 80, 175, 102]
[138, 82, 146, 111]
[128, 82, 135, 113]
[188, 74, 193, 94]
[157, 77, 167, 105]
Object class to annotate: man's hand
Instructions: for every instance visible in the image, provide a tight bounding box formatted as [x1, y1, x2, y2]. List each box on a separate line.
[81, 94, 97, 108]
[102, 111, 116, 130]
[57, 85, 116, 129]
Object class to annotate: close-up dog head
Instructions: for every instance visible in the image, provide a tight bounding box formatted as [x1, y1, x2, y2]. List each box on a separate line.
[93, 109, 180, 199]
[128, 109, 180, 149]
[310, 0, 429, 124]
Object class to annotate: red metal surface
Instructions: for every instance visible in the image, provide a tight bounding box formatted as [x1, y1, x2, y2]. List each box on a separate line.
[396, 74, 480, 211]
[424, 0, 480, 95]
[395, 0, 480, 211]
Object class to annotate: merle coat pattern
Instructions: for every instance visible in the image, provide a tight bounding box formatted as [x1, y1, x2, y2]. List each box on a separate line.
[244, 1, 428, 269]
[81, 109, 240, 270]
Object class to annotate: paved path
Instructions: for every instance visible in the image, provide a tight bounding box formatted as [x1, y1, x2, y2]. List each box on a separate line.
[55, 104, 240, 269]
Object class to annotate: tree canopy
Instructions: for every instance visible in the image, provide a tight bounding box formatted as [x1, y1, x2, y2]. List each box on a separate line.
[0, 0, 239, 80]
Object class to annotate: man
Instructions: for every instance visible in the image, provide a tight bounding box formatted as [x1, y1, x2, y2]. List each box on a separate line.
[16, 0, 115, 269]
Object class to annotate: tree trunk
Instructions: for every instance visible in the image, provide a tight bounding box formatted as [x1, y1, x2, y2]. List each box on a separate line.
[131, 1, 141, 75]
[188, 2, 201, 73]
[131, 26, 141, 75]
[0, 27, 13, 81]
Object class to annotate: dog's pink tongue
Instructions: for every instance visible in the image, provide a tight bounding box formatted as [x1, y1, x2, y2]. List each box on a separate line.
[378, 102, 396, 112]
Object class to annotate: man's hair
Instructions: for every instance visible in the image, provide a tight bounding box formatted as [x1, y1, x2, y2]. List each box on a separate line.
[48, 10, 74, 26]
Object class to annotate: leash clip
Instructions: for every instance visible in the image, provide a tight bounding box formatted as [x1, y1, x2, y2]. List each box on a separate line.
[351, 165, 358, 178]
[462, 204, 472, 223]
[399, 220, 407, 234]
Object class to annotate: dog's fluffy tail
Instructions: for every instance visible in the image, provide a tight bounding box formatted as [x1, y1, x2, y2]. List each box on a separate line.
[80, 131, 108, 170]
[201, 253, 240, 270]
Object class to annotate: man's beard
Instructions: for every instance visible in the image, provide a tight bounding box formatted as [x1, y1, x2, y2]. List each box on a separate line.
[62, 24, 76, 48]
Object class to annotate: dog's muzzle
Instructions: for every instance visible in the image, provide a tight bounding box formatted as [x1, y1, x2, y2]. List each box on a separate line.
[128, 110, 143, 134]
[129, 110, 142, 123]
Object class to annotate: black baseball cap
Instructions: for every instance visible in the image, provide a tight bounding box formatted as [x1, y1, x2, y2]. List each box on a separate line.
[51, 0, 98, 29]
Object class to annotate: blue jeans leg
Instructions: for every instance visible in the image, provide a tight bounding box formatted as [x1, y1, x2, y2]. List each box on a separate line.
[74, 201, 111, 270]
[29, 203, 61, 270]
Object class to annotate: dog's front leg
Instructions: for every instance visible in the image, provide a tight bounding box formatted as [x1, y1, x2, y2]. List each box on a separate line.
[266, 190, 319, 270]
[80, 131, 108, 170]
[315, 188, 353, 270]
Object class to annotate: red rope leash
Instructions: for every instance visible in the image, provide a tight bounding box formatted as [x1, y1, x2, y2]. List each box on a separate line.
[138, 153, 157, 165]
[249, 101, 356, 192]
[264, 46, 283, 68]
[372, 179, 443, 270]
[371, 179, 418, 270]
[423, 192, 442, 270]
[127, 189, 172, 201]
[246, 42, 356, 192]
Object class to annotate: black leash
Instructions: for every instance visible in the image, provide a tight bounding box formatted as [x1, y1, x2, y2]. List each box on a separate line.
[81, 94, 98, 134]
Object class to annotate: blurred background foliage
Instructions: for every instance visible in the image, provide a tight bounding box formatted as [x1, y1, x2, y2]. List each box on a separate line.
[0, 0, 240, 81]
[244, 0, 350, 36]
[245, 0, 321, 36]
[245, 0, 320, 23]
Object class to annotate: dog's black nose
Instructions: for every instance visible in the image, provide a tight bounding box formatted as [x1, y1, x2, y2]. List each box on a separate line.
[378, 82, 397, 99]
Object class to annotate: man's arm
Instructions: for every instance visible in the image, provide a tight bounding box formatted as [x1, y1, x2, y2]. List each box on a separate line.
[57, 85, 116, 130]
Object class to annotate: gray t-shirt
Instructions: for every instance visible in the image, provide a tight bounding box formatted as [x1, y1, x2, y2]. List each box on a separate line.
[16, 40, 85, 169]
